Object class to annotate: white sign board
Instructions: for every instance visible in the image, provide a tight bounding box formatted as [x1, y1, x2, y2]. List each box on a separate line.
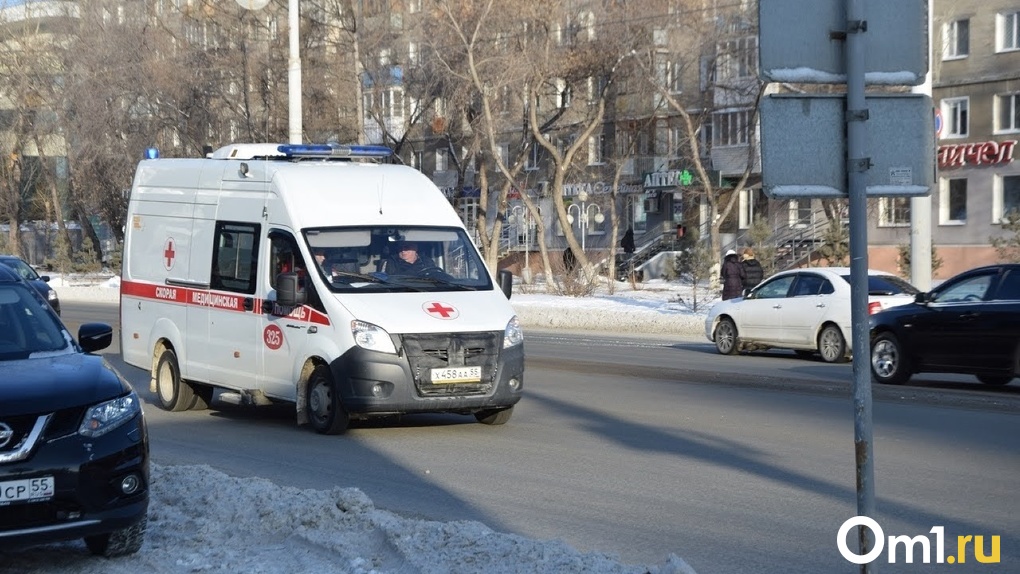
[759, 0, 927, 85]
[760, 94, 935, 198]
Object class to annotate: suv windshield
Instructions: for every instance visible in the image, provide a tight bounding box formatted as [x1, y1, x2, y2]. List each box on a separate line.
[1, 257, 41, 281]
[0, 284, 69, 360]
[304, 226, 493, 293]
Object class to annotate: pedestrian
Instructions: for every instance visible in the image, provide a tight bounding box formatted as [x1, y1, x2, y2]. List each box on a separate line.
[720, 249, 745, 300]
[621, 227, 635, 257]
[740, 247, 764, 290]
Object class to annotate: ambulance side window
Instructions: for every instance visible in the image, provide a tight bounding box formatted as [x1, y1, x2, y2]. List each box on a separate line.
[211, 222, 259, 294]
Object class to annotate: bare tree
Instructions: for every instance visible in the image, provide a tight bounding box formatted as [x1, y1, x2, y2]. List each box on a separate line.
[631, 1, 765, 284]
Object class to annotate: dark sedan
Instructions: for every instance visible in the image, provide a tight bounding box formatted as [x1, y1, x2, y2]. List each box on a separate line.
[0, 255, 60, 315]
[869, 264, 1020, 386]
[0, 265, 149, 556]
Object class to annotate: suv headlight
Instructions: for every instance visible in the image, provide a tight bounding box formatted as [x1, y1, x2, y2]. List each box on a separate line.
[351, 320, 397, 354]
[503, 315, 523, 348]
[79, 393, 141, 438]
[47, 288, 58, 301]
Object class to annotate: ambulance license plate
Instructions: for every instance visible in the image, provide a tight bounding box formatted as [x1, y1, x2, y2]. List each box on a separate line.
[431, 366, 482, 384]
[0, 476, 54, 505]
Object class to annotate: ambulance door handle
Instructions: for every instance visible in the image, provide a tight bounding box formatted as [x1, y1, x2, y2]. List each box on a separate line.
[243, 297, 253, 311]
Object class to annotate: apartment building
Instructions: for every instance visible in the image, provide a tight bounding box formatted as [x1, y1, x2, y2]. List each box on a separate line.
[868, 0, 1020, 277]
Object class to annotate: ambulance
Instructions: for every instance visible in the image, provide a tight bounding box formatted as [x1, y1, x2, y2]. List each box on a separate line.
[119, 143, 524, 434]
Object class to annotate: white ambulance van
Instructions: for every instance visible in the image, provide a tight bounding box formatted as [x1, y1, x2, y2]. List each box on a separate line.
[120, 143, 524, 434]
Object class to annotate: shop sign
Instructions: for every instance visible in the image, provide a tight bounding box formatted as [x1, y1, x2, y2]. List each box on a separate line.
[643, 169, 694, 189]
[938, 140, 1016, 169]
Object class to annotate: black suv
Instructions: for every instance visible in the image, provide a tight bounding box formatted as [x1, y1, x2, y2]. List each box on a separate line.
[0, 264, 149, 556]
[0, 255, 60, 315]
[870, 264, 1020, 386]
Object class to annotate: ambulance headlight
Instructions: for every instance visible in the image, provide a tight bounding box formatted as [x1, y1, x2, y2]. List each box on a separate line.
[503, 316, 524, 348]
[351, 320, 397, 354]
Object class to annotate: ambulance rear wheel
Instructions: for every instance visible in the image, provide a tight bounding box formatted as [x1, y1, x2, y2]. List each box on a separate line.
[306, 365, 350, 435]
[155, 348, 195, 412]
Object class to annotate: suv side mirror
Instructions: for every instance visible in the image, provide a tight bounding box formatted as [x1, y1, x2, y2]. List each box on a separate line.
[914, 292, 931, 304]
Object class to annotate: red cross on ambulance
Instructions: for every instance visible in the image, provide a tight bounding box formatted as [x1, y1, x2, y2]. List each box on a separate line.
[163, 237, 176, 271]
[423, 301, 459, 320]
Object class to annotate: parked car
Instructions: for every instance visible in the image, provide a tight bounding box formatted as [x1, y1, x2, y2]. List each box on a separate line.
[0, 264, 149, 556]
[0, 255, 60, 315]
[705, 267, 919, 363]
[870, 263, 1020, 386]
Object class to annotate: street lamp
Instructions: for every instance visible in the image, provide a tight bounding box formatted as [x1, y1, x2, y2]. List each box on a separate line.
[566, 190, 604, 252]
[510, 205, 531, 283]
[236, 0, 302, 144]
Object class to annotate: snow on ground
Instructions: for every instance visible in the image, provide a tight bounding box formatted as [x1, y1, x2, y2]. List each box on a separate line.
[2, 275, 714, 574]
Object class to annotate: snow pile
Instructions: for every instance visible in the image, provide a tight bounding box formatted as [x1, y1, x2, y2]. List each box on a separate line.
[2, 464, 698, 574]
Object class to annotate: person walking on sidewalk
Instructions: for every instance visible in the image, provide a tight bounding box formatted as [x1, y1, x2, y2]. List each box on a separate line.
[740, 247, 764, 291]
[621, 227, 635, 257]
[721, 249, 745, 300]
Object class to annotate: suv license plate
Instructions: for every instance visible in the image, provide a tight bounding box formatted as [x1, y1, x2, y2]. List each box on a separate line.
[431, 366, 482, 384]
[0, 476, 55, 505]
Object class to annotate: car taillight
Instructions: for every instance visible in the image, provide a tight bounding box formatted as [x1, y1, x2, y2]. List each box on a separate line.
[868, 301, 883, 315]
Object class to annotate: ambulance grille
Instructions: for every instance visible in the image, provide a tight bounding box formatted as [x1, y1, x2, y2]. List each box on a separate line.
[401, 331, 501, 397]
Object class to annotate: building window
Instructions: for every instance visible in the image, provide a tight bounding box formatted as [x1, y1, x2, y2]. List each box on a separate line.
[998, 11, 1020, 51]
[410, 150, 423, 170]
[879, 197, 911, 227]
[996, 93, 1020, 133]
[942, 19, 969, 59]
[995, 175, 1020, 222]
[941, 97, 969, 138]
[497, 144, 509, 168]
[713, 110, 751, 146]
[435, 148, 448, 172]
[738, 189, 755, 229]
[940, 178, 967, 224]
[788, 200, 812, 228]
[717, 36, 758, 80]
[525, 138, 541, 171]
[588, 135, 604, 165]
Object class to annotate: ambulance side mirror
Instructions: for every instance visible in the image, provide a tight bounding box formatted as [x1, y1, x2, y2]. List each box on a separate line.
[276, 272, 307, 307]
[497, 269, 513, 300]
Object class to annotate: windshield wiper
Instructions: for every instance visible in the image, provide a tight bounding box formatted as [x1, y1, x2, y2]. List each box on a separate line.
[400, 275, 478, 290]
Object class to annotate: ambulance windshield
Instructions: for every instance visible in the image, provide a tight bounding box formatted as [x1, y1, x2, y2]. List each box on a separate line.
[304, 226, 493, 293]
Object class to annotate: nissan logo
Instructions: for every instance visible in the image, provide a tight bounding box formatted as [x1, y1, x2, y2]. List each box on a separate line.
[0, 422, 12, 449]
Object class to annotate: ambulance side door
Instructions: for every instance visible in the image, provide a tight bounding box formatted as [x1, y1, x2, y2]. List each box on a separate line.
[201, 221, 262, 387]
[258, 231, 315, 400]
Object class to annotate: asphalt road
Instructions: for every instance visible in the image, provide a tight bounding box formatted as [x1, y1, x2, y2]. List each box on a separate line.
[63, 302, 1020, 573]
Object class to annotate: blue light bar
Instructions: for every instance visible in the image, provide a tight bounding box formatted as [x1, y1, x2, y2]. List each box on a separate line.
[144, 147, 160, 159]
[276, 143, 393, 159]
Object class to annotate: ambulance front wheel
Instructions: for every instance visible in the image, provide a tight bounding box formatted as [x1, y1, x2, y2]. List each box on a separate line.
[155, 347, 195, 412]
[474, 405, 514, 425]
[306, 365, 350, 435]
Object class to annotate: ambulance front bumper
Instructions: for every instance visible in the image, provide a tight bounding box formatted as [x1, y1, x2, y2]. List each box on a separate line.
[330, 333, 524, 416]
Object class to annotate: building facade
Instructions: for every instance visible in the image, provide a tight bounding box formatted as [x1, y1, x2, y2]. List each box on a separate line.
[868, 0, 1020, 278]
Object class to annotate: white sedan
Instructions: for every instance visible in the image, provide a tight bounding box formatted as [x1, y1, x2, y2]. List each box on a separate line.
[704, 267, 919, 363]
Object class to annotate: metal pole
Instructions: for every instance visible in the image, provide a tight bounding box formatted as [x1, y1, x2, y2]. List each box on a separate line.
[288, 0, 302, 144]
[910, 2, 934, 291]
[846, 0, 876, 571]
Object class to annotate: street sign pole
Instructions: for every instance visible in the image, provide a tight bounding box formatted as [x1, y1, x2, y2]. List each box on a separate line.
[845, 0, 876, 569]
[759, 2, 931, 569]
